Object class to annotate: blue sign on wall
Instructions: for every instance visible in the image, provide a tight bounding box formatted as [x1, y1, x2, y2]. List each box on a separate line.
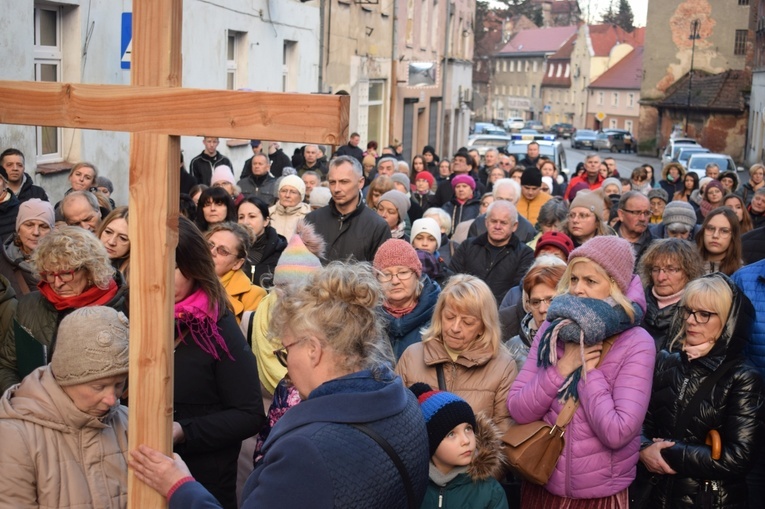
[121, 13, 132, 70]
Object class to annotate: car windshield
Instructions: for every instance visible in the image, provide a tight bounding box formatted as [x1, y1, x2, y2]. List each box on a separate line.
[677, 148, 708, 163]
[577, 130, 597, 137]
[508, 143, 556, 159]
[688, 156, 735, 171]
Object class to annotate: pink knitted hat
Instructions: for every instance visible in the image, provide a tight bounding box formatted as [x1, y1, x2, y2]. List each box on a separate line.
[568, 236, 635, 293]
[373, 239, 422, 277]
[451, 174, 476, 191]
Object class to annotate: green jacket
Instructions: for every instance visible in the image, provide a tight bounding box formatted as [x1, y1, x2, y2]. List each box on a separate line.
[420, 412, 509, 509]
[0, 275, 17, 393]
[0, 275, 127, 393]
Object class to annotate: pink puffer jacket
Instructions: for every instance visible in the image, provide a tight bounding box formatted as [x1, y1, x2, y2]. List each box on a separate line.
[507, 275, 656, 499]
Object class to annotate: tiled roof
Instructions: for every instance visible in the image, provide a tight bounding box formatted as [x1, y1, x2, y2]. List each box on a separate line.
[589, 47, 643, 90]
[542, 33, 577, 87]
[649, 70, 749, 112]
[588, 24, 643, 56]
[497, 25, 579, 56]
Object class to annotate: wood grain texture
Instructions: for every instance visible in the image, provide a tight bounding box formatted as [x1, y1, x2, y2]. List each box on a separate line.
[0, 81, 350, 145]
[127, 1, 181, 508]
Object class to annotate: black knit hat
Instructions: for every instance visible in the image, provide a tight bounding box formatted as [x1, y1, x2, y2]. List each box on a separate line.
[409, 383, 477, 455]
[521, 167, 543, 187]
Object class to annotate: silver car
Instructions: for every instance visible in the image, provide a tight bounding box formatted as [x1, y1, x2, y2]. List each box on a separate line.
[685, 153, 738, 178]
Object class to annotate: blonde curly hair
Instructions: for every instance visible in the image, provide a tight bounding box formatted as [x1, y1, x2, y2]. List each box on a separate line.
[32, 226, 115, 289]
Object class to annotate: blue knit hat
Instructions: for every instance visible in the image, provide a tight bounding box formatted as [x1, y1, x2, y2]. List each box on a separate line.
[410, 383, 476, 455]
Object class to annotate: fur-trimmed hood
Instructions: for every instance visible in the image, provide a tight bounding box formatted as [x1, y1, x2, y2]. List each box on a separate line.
[467, 411, 506, 481]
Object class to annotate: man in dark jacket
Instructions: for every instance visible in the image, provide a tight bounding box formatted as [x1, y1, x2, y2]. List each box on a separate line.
[237, 153, 277, 205]
[0, 149, 48, 203]
[304, 156, 391, 263]
[614, 191, 655, 263]
[467, 178, 536, 243]
[297, 144, 328, 179]
[450, 200, 534, 304]
[189, 136, 232, 186]
[334, 132, 364, 165]
[517, 141, 541, 168]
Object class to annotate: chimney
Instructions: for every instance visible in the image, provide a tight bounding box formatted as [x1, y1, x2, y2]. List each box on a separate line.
[542, 2, 551, 28]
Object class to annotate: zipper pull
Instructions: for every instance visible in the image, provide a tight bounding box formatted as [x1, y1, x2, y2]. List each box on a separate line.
[438, 489, 443, 508]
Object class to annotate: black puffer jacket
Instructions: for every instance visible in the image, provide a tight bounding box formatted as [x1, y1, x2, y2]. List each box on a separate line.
[639, 274, 765, 509]
[242, 226, 287, 287]
[642, 287, 680, 351]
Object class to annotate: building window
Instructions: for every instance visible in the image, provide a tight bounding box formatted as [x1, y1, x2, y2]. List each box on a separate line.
[510, 60, 515, 72]
[34, 5, 62, 162]
[739, 0, 749, 5]
[226, 31, 247, 90]
[525, 60, 530, 72]
[494, 85, 500, 95]
[420, 0, 428, 48]
[628, 93, 635, 108]
[406, 0, 414, 45]
[625, 120, 633, 132]
[496, 61, 501, 72]
[609, 118, 618, 129]
[367, 81, 385, 147]
[611, 92, 619, 107]
[533, 61, 538, 72]
[735, 30, 748, 55]
[503, 60, 508, 72]
[597, 91, 604, 105]
[531, 85, 536, 98]
[282, 40, 298, 92]
[564, 64, 570, 77]
[548, 65, 553, 77]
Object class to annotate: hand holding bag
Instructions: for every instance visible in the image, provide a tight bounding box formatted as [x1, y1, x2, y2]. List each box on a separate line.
[502, 336, 615, 485]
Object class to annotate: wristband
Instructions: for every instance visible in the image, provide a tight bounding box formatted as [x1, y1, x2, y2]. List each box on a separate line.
[166, 476, 195, 500]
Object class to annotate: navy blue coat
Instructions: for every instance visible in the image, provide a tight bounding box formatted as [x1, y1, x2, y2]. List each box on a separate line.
[169, 369, 429, 509]
[384, 276, 440, 359]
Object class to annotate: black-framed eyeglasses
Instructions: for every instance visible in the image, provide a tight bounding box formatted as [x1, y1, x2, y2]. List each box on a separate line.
[526, 296, 554, 309]
[621, 209, 651, 218]
[40, 269, 79, 284]
[682, 306, 718, 324]
[273, 339, 306, 367]
[377, 269, 416, 283]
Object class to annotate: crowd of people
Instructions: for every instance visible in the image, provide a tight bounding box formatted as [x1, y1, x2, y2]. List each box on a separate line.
[0, 136, 764, 509]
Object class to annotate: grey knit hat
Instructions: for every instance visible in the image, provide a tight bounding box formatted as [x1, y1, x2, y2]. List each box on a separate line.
[391, 173, 411, 192]
[378, 190, 410, 222]
[648, 188, 669, 203]
[662, 201, 697, 229]
[602, 177, 622, 194]
[569, 190, 604, 221]
[51, 307, 130, 387]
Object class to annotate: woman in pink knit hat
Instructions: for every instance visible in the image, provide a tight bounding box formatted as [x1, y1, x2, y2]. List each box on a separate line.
[508, 235, 655, 507]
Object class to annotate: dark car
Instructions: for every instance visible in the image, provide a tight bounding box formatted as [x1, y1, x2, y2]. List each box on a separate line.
[571, 129, 598, 149]
[549, 123, 575, 139]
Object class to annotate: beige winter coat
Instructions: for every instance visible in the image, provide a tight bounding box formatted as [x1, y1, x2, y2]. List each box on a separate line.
[0, 367, 129, 509]
[268, 202, 311, 240]
[396, 338, 517, 434]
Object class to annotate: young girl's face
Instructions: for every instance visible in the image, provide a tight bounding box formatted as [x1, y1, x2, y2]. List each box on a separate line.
[431, 422, 476, 475]
[412, 233, 438, 253]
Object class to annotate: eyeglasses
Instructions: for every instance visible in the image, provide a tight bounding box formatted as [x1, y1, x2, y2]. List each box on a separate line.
[682, 306, 718, 324]
[208, 242, 237, 258]
[40, 269, 79, 284]
[526, 296, 554, 309]
[377, 269, 416, 282]
[273, 339, 305, 367]
[567, 212, 594, 221]
[650, 266, 683, 276]
[704, 225, 732, 237]
[621, 209, 651, 218]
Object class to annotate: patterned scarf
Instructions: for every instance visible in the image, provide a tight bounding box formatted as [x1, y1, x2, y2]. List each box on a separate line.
[537, 294, 643, 402]
[174, 287, 233, 361]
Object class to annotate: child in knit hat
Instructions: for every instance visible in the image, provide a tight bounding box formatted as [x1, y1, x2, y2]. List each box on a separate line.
[410, 383, 508, 509]
[410, 218, 452, 287]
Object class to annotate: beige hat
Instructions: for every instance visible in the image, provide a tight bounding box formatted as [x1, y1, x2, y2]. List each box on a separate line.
[569, 190, 604, 221]
[51, 306, 129, 387]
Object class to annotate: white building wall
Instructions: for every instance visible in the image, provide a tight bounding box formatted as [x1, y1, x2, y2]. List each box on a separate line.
[0, 0, 320, 205]
[747, 72, 765, 165]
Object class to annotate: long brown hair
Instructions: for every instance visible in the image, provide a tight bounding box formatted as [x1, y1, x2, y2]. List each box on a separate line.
[176, 216, 231, 315]
[696, 207, 742, 276]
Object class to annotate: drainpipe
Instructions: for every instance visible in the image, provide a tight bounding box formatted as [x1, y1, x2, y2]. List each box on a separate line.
[318, 0, 325, 92]
[388, 1, 398, 146]
[439, 0, 452, 156]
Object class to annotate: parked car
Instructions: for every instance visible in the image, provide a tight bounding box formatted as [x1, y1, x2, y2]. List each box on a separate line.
[661, 137, 700, 164]
[571, 129, 598, 150]
[603, 129, 636, 152]
[549, 123, 575, 138]
[686, 153, 738, 178]
[503, 117, 525, 131]
[466, 134, 513, 157]
[506, 134, 569, 176]
[594, 130, 635, 153]
[523, 119, 544, 131]
[675, 146, 710, 168]
[471, 122, 496, 135]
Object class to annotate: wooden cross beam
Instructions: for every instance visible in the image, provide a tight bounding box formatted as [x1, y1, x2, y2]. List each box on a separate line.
[0, 1, 348, 507]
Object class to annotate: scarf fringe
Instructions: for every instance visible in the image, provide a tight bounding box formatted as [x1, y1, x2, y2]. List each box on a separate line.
[175, 289, 234, 361]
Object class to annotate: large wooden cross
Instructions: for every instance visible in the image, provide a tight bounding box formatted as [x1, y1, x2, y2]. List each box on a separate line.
[0, 1, 348, 507]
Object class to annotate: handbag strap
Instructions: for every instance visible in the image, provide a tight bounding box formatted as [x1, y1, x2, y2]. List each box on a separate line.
[435, 364, 447, 391]
[555, 335, 617, 428]
[673, 359, 738, 437]
[350, 423, 416, 509]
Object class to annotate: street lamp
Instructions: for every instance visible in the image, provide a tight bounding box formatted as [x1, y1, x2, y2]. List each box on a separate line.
[685, 19, 701, 135]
